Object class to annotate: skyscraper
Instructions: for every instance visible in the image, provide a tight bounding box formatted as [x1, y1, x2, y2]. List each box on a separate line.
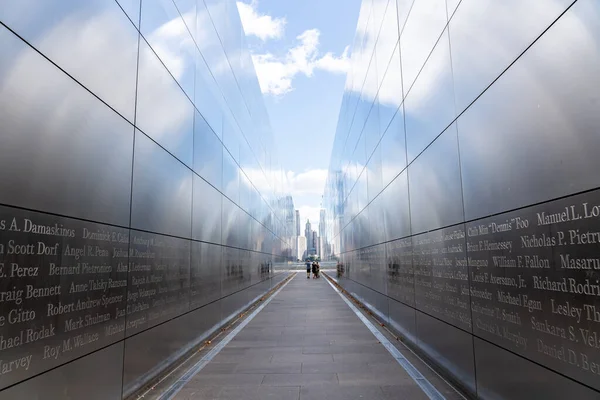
[295, 210, 300, 236]
[305, 219, 312, 240]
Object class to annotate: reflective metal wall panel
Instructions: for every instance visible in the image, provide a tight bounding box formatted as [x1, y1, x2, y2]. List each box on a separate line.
[0, 0, 289, 395]
[415, 311, 476, 393]
[404, 29, 456, 162]
[192, 175, 222, 244]
[0, 205, 128, 390]
[449, 0, 574, 114]
[457, 0, 600, 220]
[190, 242, 222, 308]
[0, 342, 124, 400]
[125, 231, 190, 337]
[408, 125, 464, 234]
[193, 112, 224, 191]
[130, 131, 193, 238]
[136, 39, 194, 167]
[0, 26, 134, 226]
[474, 337, 599, 400]
[323, 0, 600, 396]
[0, 0, 139, 122]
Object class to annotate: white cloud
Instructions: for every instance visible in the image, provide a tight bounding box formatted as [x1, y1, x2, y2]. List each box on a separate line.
[251, 29, 350, 96]
[286, 169, 327, 196]
[314, 46, 351, 74]
[236, 1, 286, 41]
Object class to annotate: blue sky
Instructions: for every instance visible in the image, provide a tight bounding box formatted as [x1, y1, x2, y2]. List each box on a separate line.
[236, 0, 362, 228]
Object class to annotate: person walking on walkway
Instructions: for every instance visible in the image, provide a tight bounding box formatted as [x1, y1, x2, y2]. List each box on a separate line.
[311, 261, 317, 279]
[315, 262, 320, 279]
[306, 260, 311, 279]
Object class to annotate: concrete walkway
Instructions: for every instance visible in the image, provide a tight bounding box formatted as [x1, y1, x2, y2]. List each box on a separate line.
[172, 273, 437, 400]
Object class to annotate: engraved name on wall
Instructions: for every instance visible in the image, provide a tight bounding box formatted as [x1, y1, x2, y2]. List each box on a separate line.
[466, 191, 600, 390]
[0, 206, 128, 389]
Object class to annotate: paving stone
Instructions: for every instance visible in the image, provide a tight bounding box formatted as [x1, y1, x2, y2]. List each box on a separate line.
[380, 385, 430, 400]
[272, 353, 334, 363]
[235, 362, 302, 374]
[301, 361, 369, 374]
[261, 373, 338, 386]
[300, 384, 387, 400]
[184, 373, 265, 387]
[337, 372, 416, 386]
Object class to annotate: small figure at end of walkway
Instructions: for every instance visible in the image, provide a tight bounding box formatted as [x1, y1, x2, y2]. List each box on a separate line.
[306, 260, 311, 279]
[311, 261, 320, 279]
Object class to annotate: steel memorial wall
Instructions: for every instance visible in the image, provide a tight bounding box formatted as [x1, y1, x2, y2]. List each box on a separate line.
[0, 0, 291, 398]
[323, 0, 600, 398]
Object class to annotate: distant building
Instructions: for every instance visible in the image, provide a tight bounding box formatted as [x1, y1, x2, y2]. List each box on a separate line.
[296, 236, 307, 260]
[305, 219, 312, 241]
[295, 210, 300, 236]
[283, 195, 295, 238]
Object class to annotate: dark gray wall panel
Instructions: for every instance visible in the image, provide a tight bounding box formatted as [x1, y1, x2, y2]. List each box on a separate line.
[412, 226, 471, 332]
[474, 338, 598, 400]
[130, 132, 193, 238]
[126, 231, 190, 337]
[386, 238, 415, 307]
[221, 247, 241, 297]
[0, 342, 124, 400]
[415, 311, 476, 393]
[0, 205, 128, 390]
[457, 0, 600, 220]
[0, 26, 134, 226]
[466, 189, 600, 391]
[388, 297, 417, 343]
[190, 242, 222, 309]
[359, 282, 390, 324]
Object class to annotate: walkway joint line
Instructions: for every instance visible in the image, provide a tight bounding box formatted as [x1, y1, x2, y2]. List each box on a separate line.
[156, 273, 297, 400]
[322, 275, 446, 400]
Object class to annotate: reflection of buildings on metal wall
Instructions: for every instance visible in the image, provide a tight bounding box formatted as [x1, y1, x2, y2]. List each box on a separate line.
[0, 1, 292, 398]
[296, 236, 307, 260]
[323, 0, 600, 398]
[319, 208, 329, 258]
[304, 219, 312, 242]
[283, 195, 295, 238]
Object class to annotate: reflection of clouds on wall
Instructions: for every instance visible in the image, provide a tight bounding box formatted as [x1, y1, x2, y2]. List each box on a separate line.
[136, 40, 194, 165]
[146, 9, 197, 83]
[458, 0, 600, 220]
[449, 0, 573, 113]
[0, 0, 139, 120]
